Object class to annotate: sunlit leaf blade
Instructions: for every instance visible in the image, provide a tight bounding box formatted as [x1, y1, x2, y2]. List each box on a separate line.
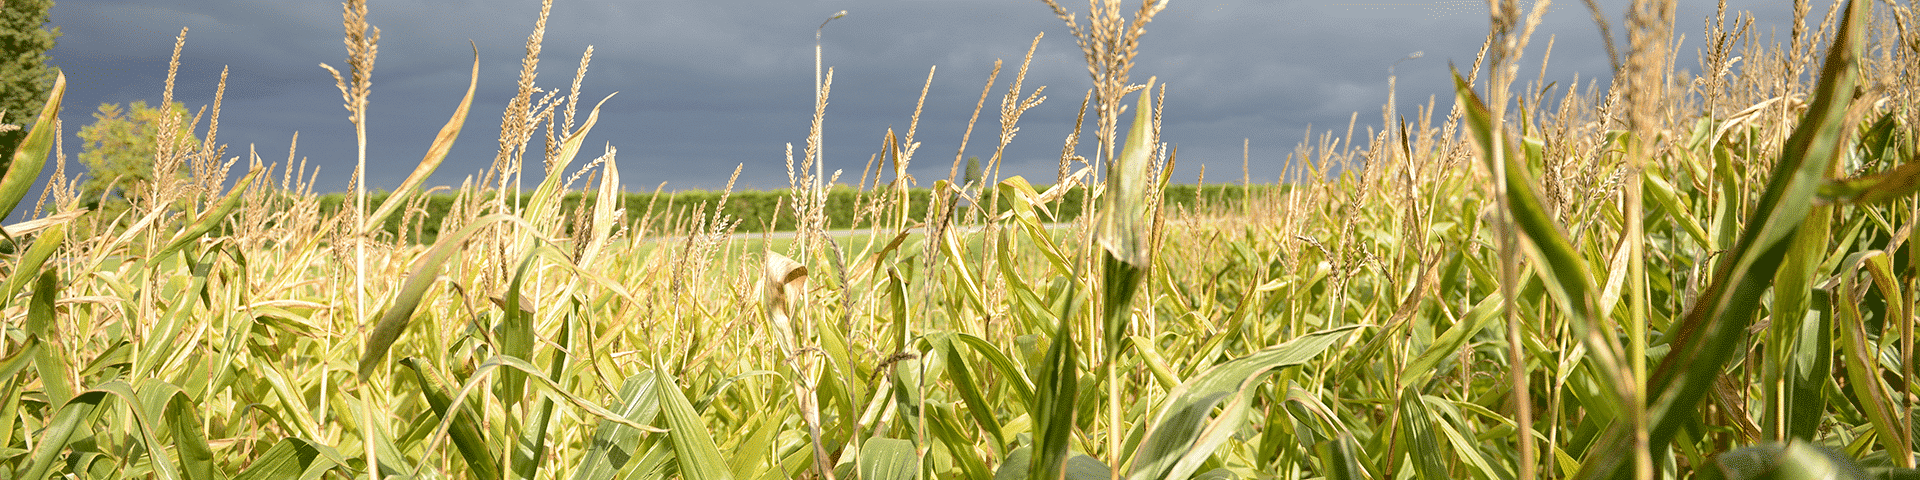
[1030, 283, 1079, 480]
[523, 93, 614, 222]
[0, 70, 62, 222]
[1768, 202, 1831, 442]
[995, 447, 1112, 480]
[1313, 433, 1366, 480]
[935, 333, 1008, 452]
[926, 405, 993, 480]
[655, 367, 733, 480]
[1834, 251, 1910, 464]
[511, 318, 571, 480]
[1817, 157, 1920, 205]
[22, 390, 103, 480]
[573, 371, 663, 480]
[1398, 387, 1447, 480]
[1127, 325, 1360, 480]
[1, 215, 71, 307]
[358, 213, 524, 379]
[1644, 170, 1711, 248]
[860, 438, 918, 480]
[367, 45, 479, 227]
[951, 332, 1037, 406]
[233, 438, 338, 480]
[1700, 442, 1868, 480]
[399, 357, 501, 480]
[143, 382, 218, 480]
[497, 248, 543, 410]
[151, 165, 264, 262]
[1100, 78, 1156, 269]
[1632, 0, 1871, 472]
[1100, 80, 1157, 349]
[25, 265, 69, 383]
[1397, 294, 1500, 391]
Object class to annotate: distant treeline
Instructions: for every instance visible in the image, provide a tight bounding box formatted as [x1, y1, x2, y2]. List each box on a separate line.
[317, 183, 1285, 242]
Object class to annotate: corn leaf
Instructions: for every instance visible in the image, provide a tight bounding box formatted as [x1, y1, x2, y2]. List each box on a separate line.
[399, 357, 501, 480]
[151, 165, 264, 263]
[1699, 442, 1868, 480]
[860, 438, 918, 480]
[0, 70, 63, 222]
[233, 438, 339, 480]
[573, 371, 665, 480]
[359, 213, 525, 379]
[1127, 325, 1360, 480]
[655, 366, 733, 480]
[1029, 282, 1079, 480]
[367, 46, 479, 227]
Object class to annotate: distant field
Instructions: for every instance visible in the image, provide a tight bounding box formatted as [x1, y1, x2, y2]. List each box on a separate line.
[312, 183, 1282, 242]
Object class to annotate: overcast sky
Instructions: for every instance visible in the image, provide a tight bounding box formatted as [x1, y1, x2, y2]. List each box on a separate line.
[44, 0, 1803, 196]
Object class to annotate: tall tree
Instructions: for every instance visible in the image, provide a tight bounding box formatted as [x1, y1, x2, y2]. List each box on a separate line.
[76, 101, 196, 206]
[0, 0, 60, 174]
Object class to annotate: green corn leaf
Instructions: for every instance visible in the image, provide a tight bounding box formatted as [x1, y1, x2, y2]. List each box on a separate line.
[1451, 69, 1616, 365]
[1782, 288, 1833, 441]
[1643, 170, 1712, 249]
[1100, 80, 1157, 351]
[233, 438, 339, 480]
[997, 176, 1072, 275]
[729, 415, 781, 480]
[367, 46, 479, 227]
[1397, 293, 1501, 391]
[950, 332, 1036, 406]
[1817, 156, 1920, 205]
[1127, 325, 1360, 480]
[1699, 442, 1868, 480]
[995, 447, 1112, 480]
[655, 366, 733, 480]
[1029, 282, 1079, 480]
[1768, 202, 1831, 442]
[67, 381, 183, 480]
[497, 247, 542, 410]
[1637, 0, 1870, 468]
[926, 404, 993, 480]
[136, 381, 217, 480]
[511, 315, 573, 480]
[1834, 251, 1910, 464]
[1312, 433, 1366, 480]
[860, 438, 917, 480]
[1, 215, 71, 308]
[573, 371, 664, 480]
[359, 213, 525, 379]
[0, 70, 63, 222]
[934, 333, 1008, 453]
[22, 389, 104, 480]
[1100, 79, 1156, 269]
[399, 357, 501, 480]
[27, 268, 77, 418]
[1398, 387, 1447, 480]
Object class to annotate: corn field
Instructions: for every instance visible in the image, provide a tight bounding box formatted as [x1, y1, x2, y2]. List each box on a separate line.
[2, 0, 1919, 479]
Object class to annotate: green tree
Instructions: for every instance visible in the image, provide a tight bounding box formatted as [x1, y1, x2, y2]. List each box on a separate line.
[964, 156, 983, 187]
[0, 0, 60, 173]
[76, 101, 197, 206]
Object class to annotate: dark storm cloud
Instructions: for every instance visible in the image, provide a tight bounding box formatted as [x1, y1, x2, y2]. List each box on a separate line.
[44, 0, 1807, 195]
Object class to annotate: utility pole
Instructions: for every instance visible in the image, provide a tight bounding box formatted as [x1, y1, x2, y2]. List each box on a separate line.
[802, 9, 846, 265]
[1386, 51, 1423, 150]
[814, 10, 847, 219]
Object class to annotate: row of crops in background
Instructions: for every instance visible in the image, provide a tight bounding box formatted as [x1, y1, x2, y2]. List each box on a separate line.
[299, 183, 1282, 243]
[1, 0, 1918, 479]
